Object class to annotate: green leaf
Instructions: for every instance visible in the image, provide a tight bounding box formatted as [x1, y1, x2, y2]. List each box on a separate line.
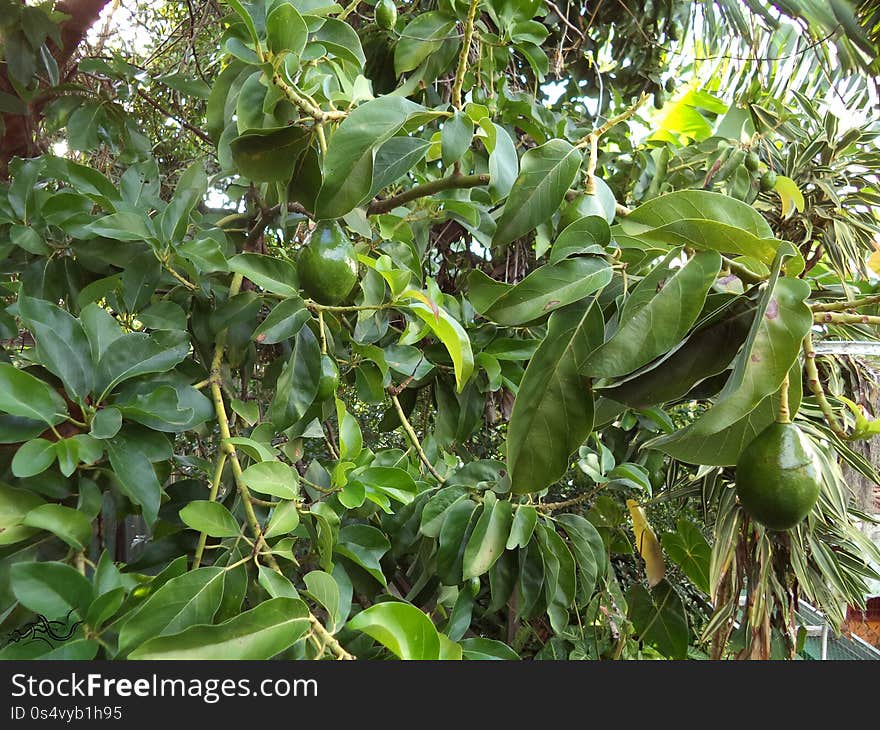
[403, 295, 474, 392]
[556, 512, 605, 602]
[506, 505, 538, 549]
[11, 437, 56, 478]
[492, 139, 581, 249]
[95, 330, 190, 400]
[159, 160, 207, 243]
[180, 501, 241, 537]
[537, 522, 577, 633]
[437, 499, 479, 586]
[86, 211, 154, 241]
[240, 461, 299, 500]
[508, 300, 604, 494]
[335, 398, 363, 460]
[582, 249, 721, 378]
[10, 561, 93, 618]
[224, 0, 261, 49]
[303, 570, 343, 632]
[602, 294, 757, 409]
[0, 363, 67, 426]
[772, 175, 805, 217]
[550, 216, 611, 264]
[0, 483, 45, 542]
[441, 111, 473, 167]
[661, 519, 711, 594]
[462, 492, 513, 579]
[335, 524, 390, 587]
[394, 12, 456, 74]
[230, 125, 311, 182]
[105, 435, 163, 526]
[253, 296, 310, 344]
[312, 18, 366, 67]
[347, 602, 441, 660]
[18, 296, 94, 400]
[128, 597, 310, 660]
[419, 486, 469, 538]
[626, 579, 689, 659]
[22, 504, 92, 549]
[488, 123, 518, 201]
[118, 567, 225, 652]
[264, 500, 300, 538]
[80, 303, 124, 363]
[651, 248, 811, 451]
[257, 565, 299, 598]
[460, 637, 520, 660]
[468, 257, 611, 326]
[265, 2, 308, 55]
[316, 96, 424, 218]
[269, 324, 321, 429]
[227, 253, 300, 297]
[369, 137, 432, 199]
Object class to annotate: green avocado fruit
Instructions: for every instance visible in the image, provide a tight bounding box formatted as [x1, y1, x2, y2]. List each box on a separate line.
[375, 0, 397, 30]
[745, 151, 761, 172]
[734, 422, 822, 531]
[316, 355, 340, 401]
[298, 220, 359, 305]
[759, 170, 778, 192]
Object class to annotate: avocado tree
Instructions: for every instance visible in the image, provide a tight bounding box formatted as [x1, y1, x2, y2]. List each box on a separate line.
[1, 0, 879, 661]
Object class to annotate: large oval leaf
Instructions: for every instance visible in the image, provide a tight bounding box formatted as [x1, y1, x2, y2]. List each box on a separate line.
[0, 363, 67, 425]
[347, 602, 441, 660]
[403, 295, 474, 392]
[128, 597, 310, 660]
[508, 299, 604, 494]
[462, 492, 513, 579]
[626, 579, 689, 659]
[468, 256, 611, 326]
[492, 139, 581, 249]
[316, 96, 424, 218]
[582, 249, 721, 378]
[10, 561, 93, 618]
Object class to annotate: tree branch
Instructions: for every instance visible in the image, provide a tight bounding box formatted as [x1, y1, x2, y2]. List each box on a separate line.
[367, 174, 489, 215]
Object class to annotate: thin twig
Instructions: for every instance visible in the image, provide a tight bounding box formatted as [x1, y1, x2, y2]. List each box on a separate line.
[390, 393, 445, 483]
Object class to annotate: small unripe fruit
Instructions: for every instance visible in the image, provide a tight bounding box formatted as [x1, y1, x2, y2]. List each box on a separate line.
[759, 170, 778, 192]
[375, 0, 397, 30]
[745, 150, 761, 172]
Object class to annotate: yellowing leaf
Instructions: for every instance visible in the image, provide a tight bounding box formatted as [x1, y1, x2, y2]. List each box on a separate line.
[867, 249, 880, 276]
[626, 499, 665, 587]
[773, 175, 805, 218]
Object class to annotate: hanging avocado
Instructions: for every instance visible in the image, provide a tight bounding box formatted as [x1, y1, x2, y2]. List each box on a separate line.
[375, 0, 397, 30]
[734, 421, 822, 531]
[316, 354, 340, 401]
[759, 170, 778, 192]
[298, 220, 359, 305]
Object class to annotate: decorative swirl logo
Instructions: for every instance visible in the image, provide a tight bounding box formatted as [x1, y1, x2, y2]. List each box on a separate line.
[1, 610, 82, 651]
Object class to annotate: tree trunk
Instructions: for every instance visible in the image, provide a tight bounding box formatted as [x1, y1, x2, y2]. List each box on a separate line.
[0, 0, 111, 177]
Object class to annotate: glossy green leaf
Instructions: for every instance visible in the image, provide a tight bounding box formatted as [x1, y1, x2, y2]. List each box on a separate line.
[651, 252, 811, 450]
[95, 330, 190, 400]
[264, 500, 300, 539]
[230, 125, 311, 182]
[105, 436, 163, 526]
[403, 296, 474, 392]
[468, 257, 611, 326]
[488, 123, 518, 201]
[303, 570, 342, 632]
[394, 12, 456, 74]
[492, 139, 581, 249]
[316, 96, 423, 218]
[661, 519, 711, 594]
[626, 579, 689, 659]
[129, 597, 310, 660]
[460, 637, 520, 660]
[22, 504, 92, 549]
[240, 461, 299, 500]
[537, 522, 577, 633]
[266, 2, 308, 55]
[119, 567, 225, 652]
[441, 111, 473, 167]
[227, 253, 300, 297]
[10, 561, 93, 618]
[419, 486, 469, 538]
[253, 297, 310, 344]
[369, 137, 432, 199]
[437, 499, 479, 586]
[550, 216, 612, 264]
[159, 160, 207, 243]
[335, 524, 390, 586]
[11, 437, 56, 478]
[268, 324, 321, 430]
[86, 211, 153, 241]
[0, 363, 67, 425]
[582, 249, 721, 378]
[508, 300, 604, 494]
[180, 501, 241, 538]
[462, 492, 514, 579]
[257, 565, 299, 598]
[347, 601, 441, 660]
[18, 296, 94, 400]
[506, 505, 538, 549]
[557, 512, 606, 602]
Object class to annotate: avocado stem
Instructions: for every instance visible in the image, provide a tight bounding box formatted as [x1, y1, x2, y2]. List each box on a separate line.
[776, 372, 791, 424]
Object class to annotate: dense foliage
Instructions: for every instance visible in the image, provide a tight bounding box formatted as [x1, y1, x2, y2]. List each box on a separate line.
[1, 0, 879, 661]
